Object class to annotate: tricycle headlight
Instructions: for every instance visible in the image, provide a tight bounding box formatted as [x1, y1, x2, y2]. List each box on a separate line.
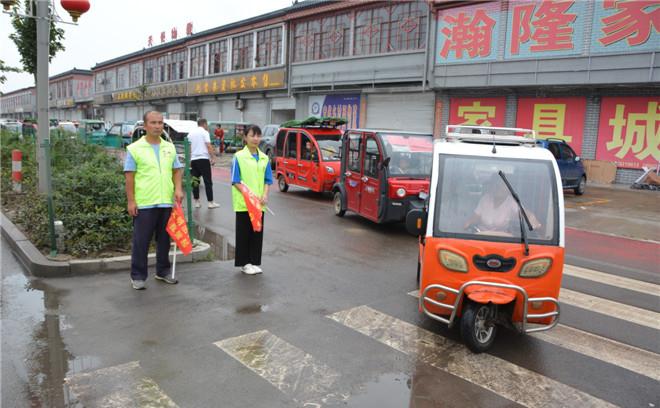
[396, 187, 406, 198]
[438, 249, 468, 273]
[519, 258, 552, 278]
[325, 166, 334, 174]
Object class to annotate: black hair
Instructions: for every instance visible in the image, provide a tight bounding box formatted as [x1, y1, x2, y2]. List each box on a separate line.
[197, 118, 208, 126]
[143, 110, 162, 122]
[246, 125, 262, 136]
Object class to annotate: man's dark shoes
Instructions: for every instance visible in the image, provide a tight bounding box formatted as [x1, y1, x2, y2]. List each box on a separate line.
[155, 275, 178, 284]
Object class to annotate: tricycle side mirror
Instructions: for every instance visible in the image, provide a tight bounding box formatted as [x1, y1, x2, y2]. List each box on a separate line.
[405, 208, 427, 236]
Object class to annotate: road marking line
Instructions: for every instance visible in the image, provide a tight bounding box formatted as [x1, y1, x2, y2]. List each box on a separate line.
[328, 306, 616, 408]
[407, 290, 660, 381]
[559, 288, 660, 330]
[214, 330, 348, 406]
[65, 361, 178, 407]
[531, 324, 660, 382]
[563, 264, 660, 296]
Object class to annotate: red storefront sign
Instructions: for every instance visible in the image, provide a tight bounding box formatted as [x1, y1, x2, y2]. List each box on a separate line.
[516, 97, 586, 155]
[449, 97, 507, 127]
[596, 97, 660, 169]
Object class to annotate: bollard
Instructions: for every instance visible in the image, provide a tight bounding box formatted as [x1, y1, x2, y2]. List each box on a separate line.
[54, 220, 65, 253]
[11, 149, 22, 193]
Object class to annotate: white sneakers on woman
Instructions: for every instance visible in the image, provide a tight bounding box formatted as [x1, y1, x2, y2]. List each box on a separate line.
[240, 264, 263, 275]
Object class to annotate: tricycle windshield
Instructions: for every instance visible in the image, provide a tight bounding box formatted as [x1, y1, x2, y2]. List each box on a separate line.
[434, 155, 558, 245]
[315, 136, 341, 161]
[382, 134, 433, 176]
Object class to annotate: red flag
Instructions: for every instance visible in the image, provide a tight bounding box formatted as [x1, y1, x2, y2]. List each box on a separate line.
[166, 204, 193, 255]
[234, 183, 263, 232]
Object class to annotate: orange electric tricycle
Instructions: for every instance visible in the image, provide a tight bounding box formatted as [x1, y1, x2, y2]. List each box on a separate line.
[406, 125, 564, 352]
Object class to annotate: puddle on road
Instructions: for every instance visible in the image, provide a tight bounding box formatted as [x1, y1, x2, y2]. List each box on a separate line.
[235, 303, 270, 314]
[2, 270, 101, 407]
[345, 372, 412, 407]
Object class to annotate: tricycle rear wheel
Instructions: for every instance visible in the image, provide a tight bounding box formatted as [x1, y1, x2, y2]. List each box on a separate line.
[278, 175, 289, 192]
[460, 301, 497, 353]
[333, 191, 346, 217]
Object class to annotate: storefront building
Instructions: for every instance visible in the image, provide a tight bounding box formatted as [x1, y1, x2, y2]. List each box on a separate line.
[0, 87, 36, 121]
[86, 0, 658, 183]
[48, 69, 94, 121]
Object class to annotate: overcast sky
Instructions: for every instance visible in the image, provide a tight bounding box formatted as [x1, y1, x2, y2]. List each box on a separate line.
[0, 0, 293, 94]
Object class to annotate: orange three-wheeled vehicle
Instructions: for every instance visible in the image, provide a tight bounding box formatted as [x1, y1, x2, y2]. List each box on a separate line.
[407, 125, 564, 352]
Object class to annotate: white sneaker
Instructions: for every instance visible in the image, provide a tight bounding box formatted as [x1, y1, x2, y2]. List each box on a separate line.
[240, 264, 262, 275]
[207, 202, 220, 209]
[193, 200, 201, 208]
[251, 265, 263, 273]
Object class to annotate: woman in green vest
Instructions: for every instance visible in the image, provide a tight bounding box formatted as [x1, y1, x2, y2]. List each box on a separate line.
[231, 125, 273, 275]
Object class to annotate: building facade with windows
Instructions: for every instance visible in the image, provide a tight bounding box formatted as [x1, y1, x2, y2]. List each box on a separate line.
[0, 87, 36, 120]
[87, 0, 658, 183]
[48, 69, 94, 121]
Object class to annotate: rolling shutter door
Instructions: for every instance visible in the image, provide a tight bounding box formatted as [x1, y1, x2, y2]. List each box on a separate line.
[366, 93, 434, 133]
[243, 99, 268, 125]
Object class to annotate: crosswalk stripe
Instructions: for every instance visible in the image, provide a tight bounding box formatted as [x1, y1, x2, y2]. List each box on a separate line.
[214, 330, 348, 406]
[407, 289, 660, 381]
[64, 361, 178, 407]
[559, 288, 660, 330]
[531, 324, 660, 382]
[563, 264, 660, 296]
[329, 306, 616, 408]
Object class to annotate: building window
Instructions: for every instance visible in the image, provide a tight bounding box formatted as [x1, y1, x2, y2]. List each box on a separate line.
[67, 80, 73, 97]
[105, 69, 116, 91]
[117, 66, 129, 89]
[294, 13, 350, 62]
[232, 32, 254, 71]
[209, 39, 228, 74]
[95, 72, 105, 93]
[167, 50, 186, 81]
[256, 27, 282, 67]
[157, 56, 167, 82]
[144, 58, 156, 84]
[190, 45, 206, 78]
[354, 3, 427, 56]
[129, 63, 142, 87]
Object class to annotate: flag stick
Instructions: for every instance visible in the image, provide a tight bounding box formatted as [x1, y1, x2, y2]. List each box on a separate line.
[171, 243, 177, 279]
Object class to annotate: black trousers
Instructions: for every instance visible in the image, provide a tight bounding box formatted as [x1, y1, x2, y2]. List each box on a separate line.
[131, 207, 172, 281]
[191, 159, 213, 201]
[234, 211, 264, 267]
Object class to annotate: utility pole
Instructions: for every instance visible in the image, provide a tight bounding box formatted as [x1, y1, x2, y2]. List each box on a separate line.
[36, 0, 50, 193]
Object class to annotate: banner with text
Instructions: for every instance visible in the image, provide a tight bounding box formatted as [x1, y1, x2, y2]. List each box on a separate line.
[516, 97, 586, 155]
[449, 97, 507, 127]
[596, 97, 660, 169]
[308, 94, 361, 129]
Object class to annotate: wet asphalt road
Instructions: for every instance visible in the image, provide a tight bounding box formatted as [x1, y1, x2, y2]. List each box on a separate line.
[1, 176, 659, 407]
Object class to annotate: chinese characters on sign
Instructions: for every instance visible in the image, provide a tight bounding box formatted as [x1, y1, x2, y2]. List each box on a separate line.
[506, 0, 587, 59]
[449, 97, 507, 127]
[111, 83, 187, 102]
[516, 97, 586, 154]
[436, 2, 501, 63]
[148, 22, 193, 47]
[591, 1, 660, 53]
[596, 97, 660, 169]
[187, 69, 286, 96]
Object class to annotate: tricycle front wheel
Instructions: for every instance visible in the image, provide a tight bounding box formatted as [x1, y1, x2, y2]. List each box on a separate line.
[460, 301, 497, 353]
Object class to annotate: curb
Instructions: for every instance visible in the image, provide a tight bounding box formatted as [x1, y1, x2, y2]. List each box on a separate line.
[1, 211, 211, 278]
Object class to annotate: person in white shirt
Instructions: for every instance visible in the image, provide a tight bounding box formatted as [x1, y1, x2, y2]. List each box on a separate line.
[187, 118, 219, 209]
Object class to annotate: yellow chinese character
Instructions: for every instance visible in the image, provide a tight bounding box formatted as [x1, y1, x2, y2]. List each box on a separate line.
[458, 101, 496, 126]
[250, 75, 258, 88]
[532, 104, 571, 143]
[240, 77, 246, 89]
[221, 79, 227, 92]
[230, 79, 237, 90]
[203, 82, 209, 93]
[262, 73, 269, 88]
[212, 80, 218, 92]
[606, 101, 660, 161]
[195, 83, 202, 93]
[181, 238, 190, 247]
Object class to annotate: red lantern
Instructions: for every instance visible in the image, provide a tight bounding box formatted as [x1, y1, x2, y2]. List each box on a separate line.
[60, 0, 90, 22]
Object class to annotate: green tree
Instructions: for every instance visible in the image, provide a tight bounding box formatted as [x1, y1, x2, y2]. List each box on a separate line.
[9, 0, 65, 83]
[0, 59, 22, 84]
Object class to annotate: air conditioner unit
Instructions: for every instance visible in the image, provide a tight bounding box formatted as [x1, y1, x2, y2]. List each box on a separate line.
[234, 99, 245, 111]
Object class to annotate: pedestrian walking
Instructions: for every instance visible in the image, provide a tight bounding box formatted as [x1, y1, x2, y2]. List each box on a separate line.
[214, 124, 225, 155]
[124, 111, 184, 290]
[231, 125, 273, 275]
[188, 118, 219, 209]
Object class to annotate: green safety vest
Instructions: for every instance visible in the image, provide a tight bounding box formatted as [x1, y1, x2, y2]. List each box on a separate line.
[127, 136, 177, 207]
[232, 147, 268, 212]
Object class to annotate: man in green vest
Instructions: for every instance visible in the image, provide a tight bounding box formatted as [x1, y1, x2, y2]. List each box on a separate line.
[125, 111, 184, 290]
